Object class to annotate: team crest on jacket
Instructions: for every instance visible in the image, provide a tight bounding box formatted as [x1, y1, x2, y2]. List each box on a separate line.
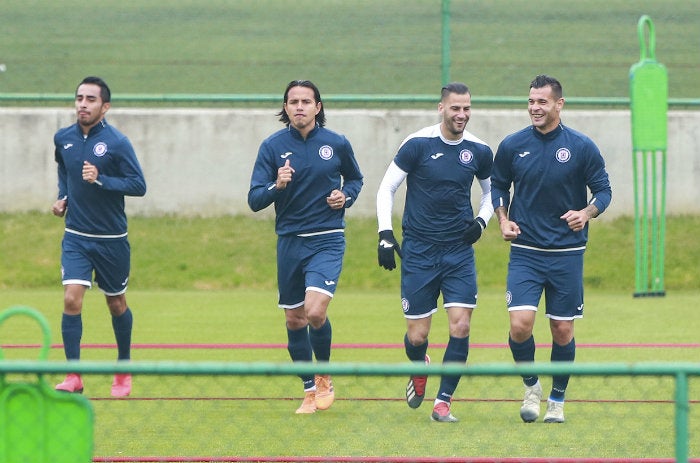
[93, 142, 108, 157]
[555, 148, 571, 163]
[458, 149, 474, 165]
[318, 145, 333, 160]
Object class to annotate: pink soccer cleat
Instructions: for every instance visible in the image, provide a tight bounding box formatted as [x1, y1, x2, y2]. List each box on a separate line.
[56, 373, 84, 393]
[111, 373, 132, 397]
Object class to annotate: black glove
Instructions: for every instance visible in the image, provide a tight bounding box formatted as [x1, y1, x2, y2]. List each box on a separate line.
[377, 230, 402, 270]
[463, 217, 486, 245]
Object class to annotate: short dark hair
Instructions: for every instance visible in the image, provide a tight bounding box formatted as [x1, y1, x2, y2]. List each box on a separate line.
[441, 82, 470, 101]
[530, 75, 563, 100]
[77, 76, 111, 103]
[277, 79, 326, 127]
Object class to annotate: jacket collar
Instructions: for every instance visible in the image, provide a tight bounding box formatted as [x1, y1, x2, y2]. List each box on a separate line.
[288, 122, 319, 140]
[77, 118, 108, 138]
[531, 122, 564, 141]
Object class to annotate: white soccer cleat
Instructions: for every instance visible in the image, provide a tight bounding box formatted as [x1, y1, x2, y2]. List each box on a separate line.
[544, 399, 565, 423]
[519, 381, 542, 423]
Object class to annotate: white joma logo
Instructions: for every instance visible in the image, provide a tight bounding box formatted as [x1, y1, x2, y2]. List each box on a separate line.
[324, 280, 336, 286]
[281, 152, 292, 159]
[430, 153, 444, 159]
[518, 151, 530, 157]
[63, 143, 73, 149]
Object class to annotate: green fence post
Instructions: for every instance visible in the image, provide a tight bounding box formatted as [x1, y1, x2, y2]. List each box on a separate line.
[674, 372, 690, 463]
[441, 0, 451, 86]
[629, 15, 668, 297]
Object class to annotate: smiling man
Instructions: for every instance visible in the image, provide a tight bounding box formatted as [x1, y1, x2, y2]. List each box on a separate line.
[376, 82, 494, 422]
[248, 80, 363, 414]
[491, 75, 612, 424]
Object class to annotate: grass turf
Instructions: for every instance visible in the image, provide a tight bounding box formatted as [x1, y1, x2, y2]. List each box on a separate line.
[2, 213, 699, 292]
[1, 0, 698, 100]
[1, 288, 698, 459]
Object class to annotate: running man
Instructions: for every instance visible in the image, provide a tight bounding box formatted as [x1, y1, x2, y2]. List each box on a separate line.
[248, 80, 363, 414]
[52, 76, 147, 397]
[376, 82, 494, 422]
[491, 75, 612, 423]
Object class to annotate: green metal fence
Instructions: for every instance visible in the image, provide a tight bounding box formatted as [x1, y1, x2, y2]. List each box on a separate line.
[0, 93, 699, 107]
[2, 360, 697, 462]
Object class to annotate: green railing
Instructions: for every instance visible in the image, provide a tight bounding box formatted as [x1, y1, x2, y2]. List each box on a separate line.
[1, 360, 698, 462]
[1, 93, 699, 107]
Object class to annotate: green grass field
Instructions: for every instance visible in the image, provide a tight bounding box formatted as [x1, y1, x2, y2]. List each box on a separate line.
[1, 288, 698, 460]
[1, 179, 698, 462]
[1, 212, 699, 459]
[1, 0, 698, 100]
[2, 212, 699, 292]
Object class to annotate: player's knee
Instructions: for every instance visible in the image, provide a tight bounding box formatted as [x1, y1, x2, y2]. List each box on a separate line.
[550, 320, 574, 343]
[106, 295, 127, 317]
[449, 322, 470, 338]
[509, 326, 533, 343]
[285, 307, 309, 330]
[551, 328, 574, 346]
[405, 329, 428, 346]
[63, 290, 85, 313]
[306, 311, 327, 330]
[509, 316, 535, 340]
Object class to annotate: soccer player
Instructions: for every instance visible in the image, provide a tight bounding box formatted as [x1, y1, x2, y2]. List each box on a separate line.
[491, 75, 612, 423]
[52, 76, 147, 397]
[248, 80, 363, 414]
[376, 82, 494, 422]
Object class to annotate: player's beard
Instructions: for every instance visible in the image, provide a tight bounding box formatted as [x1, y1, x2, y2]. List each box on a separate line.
[444, 117, 467, 139]
[77, 110, 102, 130]
[530, 111, 558, 134]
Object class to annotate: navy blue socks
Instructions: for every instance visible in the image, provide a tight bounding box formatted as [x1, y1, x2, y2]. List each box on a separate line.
[404, 333, 428, 362]
[287, 325, 314, 389]
[61, 313, 82, 360]
[550, 338, 576, 401]
[112, 307, 133, 361]
[509, 334, 538, 386]
[309, 318, 332, 362]
[436, 335, 469, 402]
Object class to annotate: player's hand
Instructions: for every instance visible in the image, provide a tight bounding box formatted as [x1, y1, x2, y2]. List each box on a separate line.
[463, 217, 486, 245]
[82, 161, 99, 184]
[499, 219, 521, 241]
[276, 159, 295, 190]
[377, 230, 402, 270]
[52, 198, 67, 217]
[326, 189, 346, 209]
[561, 209, 589, 232]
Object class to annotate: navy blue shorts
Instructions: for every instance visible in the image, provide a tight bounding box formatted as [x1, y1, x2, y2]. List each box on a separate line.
[61, 233, 131, 296]
[400, 238, 477, 319]
[276, 233, 345, 308]
[506, 247, 584, 320]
